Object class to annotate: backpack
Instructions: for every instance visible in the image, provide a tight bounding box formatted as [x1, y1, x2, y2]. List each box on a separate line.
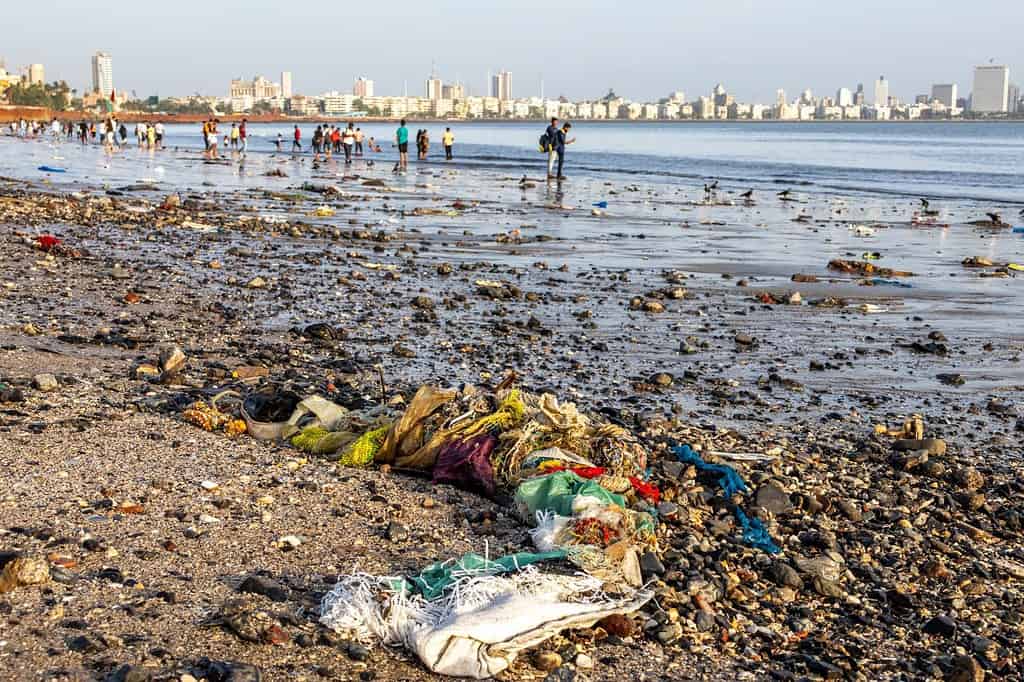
[538, 132, 550, 153]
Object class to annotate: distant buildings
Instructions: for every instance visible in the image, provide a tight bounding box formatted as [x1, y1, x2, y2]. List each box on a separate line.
[425, 77, 442, 101]
[931, 83, 957, 107]
[836, 87, 853, 107]
[281, 71, 293, 99]
[491, 71, 512, 101]
[972, 65, 1009, 113]
[229, 75, 284, 111]
[354, 77, 373, 98]
[27, 64, 44, 85]
[91, 51, 113, 95]
[873, 76, 889, 106]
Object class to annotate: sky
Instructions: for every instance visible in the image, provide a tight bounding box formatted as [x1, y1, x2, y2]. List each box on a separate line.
[3, 0, 1021, 103]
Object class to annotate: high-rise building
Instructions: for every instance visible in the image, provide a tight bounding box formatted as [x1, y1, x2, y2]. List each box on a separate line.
[490, 71, 512, 101]
[854, 83, 865, 106]
[1009, 83, 1021, 114]
[873, 76, 889, 106]
[972, 65, 1009, 112]
[354, 77, 374, 98]
[931, 84, 957, 107]
[425, 77, 443, 101]
[836, 88, 853, 107]
[281, 71, 293, 99]
[442, 83, 465, 100]
[91, 51, 113, 95]
[27, 64, 45, 85]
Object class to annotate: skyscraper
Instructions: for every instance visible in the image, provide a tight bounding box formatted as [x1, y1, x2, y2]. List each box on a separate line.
[836, 88, 853, 107]
[873, 76, 889, 107]
[27, 64, 45, 85]
[281, 71, 293, 99]
[854, 83, 865, 106]
[425, 77, 443, 101]
[930, 84, 957, 107]
[354, 77, 374, 98]
[91, 51, 113, 95]
[490, 71, 512, 101]
[971, 65, 1009, 113]
[1009, 83, 1021, 114]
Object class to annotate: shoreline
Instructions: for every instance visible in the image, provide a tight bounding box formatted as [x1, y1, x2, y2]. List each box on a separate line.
[1, 145, 1023, 680]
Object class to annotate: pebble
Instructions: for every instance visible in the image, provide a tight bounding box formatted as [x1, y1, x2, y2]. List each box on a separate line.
[533, 651, 562, 671]
[32, 373, 59, 392]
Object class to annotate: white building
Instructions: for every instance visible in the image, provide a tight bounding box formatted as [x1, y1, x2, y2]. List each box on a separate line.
[873, 76, 889, 107]
[513, 101, 530, 118]
[91, 51, 113, 95]
[281, 71, 293, 99]
[322, 91, 356, 115]
[972, 65, 1009, 113]
[354, 77, 373, 98]
[491, 71, 512, 101]
[931, 83, 957, 107]
[27, 64, 45, 85]
[425, 77, 442, 101]
[836, 87, 853, 107]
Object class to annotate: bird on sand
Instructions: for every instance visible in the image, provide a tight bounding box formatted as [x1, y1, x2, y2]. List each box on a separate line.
[920, 198, 930, 210]
[740, 190, 753, 199]
[778, 189, 792, 199]
[986, 212, 1002, 225]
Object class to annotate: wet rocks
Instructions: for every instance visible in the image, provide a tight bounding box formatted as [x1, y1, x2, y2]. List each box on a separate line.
[32, 373, 58, 392]
[954, 467, 985, 491]
[923, 614, 957, 638]
[767, 561, 804, 590]
[237, 575, 289, 602]
[755, 481, 793, 515]
[386, 521, 410, 542]
[158, 345, 187, 374]
[893, 438, 946, 456]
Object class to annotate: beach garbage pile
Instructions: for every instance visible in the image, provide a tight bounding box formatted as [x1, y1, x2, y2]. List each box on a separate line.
[180, 379, 785, 677]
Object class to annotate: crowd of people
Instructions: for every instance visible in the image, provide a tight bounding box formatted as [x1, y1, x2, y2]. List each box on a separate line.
[4, 115, 578, 178]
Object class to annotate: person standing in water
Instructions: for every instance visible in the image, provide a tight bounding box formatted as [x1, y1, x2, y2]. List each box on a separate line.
[292, 125, 302, 152]
[395, 119, 409, 172]
[354, 127, 364, 156]
[553, 122, 575, 181]
[238, 118, 247, 154]
[342, 122, 355, 164]
[442, 127, 454, 160]
[544, 117, 559, 179]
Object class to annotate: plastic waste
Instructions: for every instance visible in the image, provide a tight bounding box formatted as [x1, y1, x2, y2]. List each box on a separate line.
[37, 166, 66, 173]
[869, 278, 913, 288]
[592, 201, 608, 209]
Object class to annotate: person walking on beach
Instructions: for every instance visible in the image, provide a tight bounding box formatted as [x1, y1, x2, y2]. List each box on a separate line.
[275, 133, 283, 151]
[238, 119, 247, 153]
[135, 121, 146, 147]
[154, 121, 164, 149]
[230, 123, 239, 150]
[553, 122, 575, 181]
[418, 129, 430, 160]
[395, 119, 409, 172]
[312, 125, 323, 159]
[442, 127, 454, 160]
[292, 125, 302, 152]
[342, 122, 356, 164]
[544, 117, 559, 179]
[354, 127, 364, 156]
[147, 123, 156, 149]
[330, 125, 340, 157]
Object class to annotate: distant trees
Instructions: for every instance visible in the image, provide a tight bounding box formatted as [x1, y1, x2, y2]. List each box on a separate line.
[5, 80, 72, 109]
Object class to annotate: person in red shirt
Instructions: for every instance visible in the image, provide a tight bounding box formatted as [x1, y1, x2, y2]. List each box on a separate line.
[239, 119, 248, 154]
[292, 125, 302, 152]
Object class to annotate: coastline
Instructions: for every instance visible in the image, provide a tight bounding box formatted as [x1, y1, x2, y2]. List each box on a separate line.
[1, 136, 1023, 681]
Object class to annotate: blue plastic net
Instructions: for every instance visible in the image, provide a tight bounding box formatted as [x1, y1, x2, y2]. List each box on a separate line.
[671, 443, 780, 554]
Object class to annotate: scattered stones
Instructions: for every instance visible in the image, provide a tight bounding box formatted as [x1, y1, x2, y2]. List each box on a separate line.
[32, 373, 58, 392]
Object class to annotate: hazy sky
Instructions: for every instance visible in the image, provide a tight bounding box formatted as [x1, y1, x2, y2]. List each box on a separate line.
[3, 0, 1020, 102]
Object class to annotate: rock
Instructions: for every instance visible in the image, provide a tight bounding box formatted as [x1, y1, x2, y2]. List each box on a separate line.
[648, 372, 674, 387]
[755, 482, 793, 515]
[107, 664, 154, 682]
[246, 276, 267, 289]
[695, 610, 716, 632]
[237, 575, 289, 602]
[110, 264, 132, 280]
[656, 621, 683, 644]
[954, 467, 985, 491]
[345, 641, 370, 662]
[734, 333, 756, 346]
[421, 496, 437, 509]
[639, 551, 665, 578]
[643, 300, 665, 313]
[386, 522, 409, 542]
[159, 345, 187, 374]
[893, 438, 946, 456]
[411, 295, 434, 309]
[0, 556, 50, 593]
[276, 535, 302, 550]
[32, 373, 59, 392]
[923, 614, 957, 638]
[767, 562, 804, 590]
[574, 653, 593, 669]
[193, 660, 262, 682]
[533, 651, 562, 672]
[598, 614, 637, 638]
[812, 576, 845, 599]
[947, 655, 984, 682]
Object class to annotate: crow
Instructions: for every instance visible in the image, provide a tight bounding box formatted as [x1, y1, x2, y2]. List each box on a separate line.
[986, 212, 1002, 225]
[740, 189, 753, 199]
[920, 198, 929, 210]
[709, 180, 719, 191]
[778, 189, 791, 198]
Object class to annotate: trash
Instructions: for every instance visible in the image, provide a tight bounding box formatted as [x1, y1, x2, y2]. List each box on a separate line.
[36, 235, 61, 252]
[320, 551, 652, 679]
[828, 259, 912, 277]
[592, 201, 608, 209]
[868, 277, 913, 288]
[37, 166, 66, 173]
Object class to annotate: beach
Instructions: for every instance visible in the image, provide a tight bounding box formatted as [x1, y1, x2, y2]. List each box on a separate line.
[1, 124, 1024, 681]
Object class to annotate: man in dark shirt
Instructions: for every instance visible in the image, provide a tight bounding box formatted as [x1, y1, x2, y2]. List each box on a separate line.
[554, 122, 575, 180]
[545, 117, 559, 179]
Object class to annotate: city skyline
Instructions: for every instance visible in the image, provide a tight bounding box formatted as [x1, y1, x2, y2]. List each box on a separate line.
[1, 0, 1021, 103]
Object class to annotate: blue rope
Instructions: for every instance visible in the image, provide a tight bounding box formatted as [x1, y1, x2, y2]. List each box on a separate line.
[671, 443, 780, 554]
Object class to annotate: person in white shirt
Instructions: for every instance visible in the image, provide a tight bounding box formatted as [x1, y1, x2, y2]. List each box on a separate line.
[154, 122, 164, 149]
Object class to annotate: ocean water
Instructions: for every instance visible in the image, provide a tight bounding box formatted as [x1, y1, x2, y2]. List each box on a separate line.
[3, 121, 1023, 205]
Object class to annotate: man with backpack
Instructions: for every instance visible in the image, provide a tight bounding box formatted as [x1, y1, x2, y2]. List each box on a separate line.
[541, 117, 560, 179]
[553, 122, 575, 180]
